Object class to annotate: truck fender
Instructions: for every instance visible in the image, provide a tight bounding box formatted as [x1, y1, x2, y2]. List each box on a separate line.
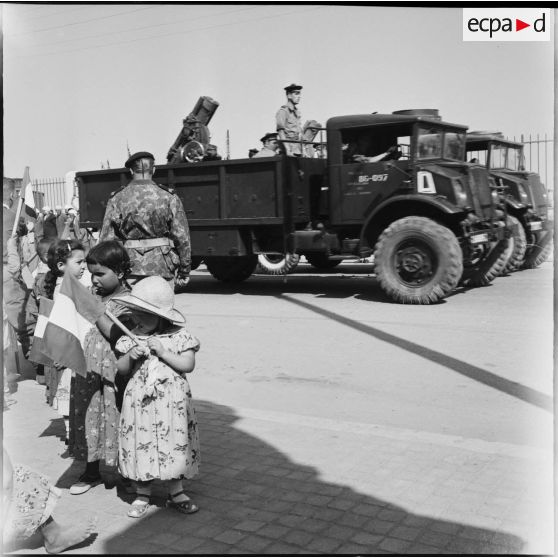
[360, 195, 464, 250]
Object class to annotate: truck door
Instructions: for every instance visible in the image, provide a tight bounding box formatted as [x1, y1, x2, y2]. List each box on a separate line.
[330, 160, 409, 224]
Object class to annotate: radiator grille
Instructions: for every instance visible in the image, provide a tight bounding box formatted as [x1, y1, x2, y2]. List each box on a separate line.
[467, 167, 493, 220]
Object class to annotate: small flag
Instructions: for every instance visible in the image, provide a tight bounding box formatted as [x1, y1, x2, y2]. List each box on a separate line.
[28, 298, 55, 367]
[42, 272, 105, 377]
[20, 166, 37, 220]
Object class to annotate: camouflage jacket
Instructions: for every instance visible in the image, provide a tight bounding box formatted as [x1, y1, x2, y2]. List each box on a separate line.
[99, 178, 191, 279]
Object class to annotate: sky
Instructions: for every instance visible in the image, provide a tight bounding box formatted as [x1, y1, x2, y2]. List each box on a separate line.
[2, 3, 555, 179]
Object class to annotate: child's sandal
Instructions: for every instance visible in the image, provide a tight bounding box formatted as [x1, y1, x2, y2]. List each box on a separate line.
[166, 491, 199, 515]
[127, 500, 150, 518]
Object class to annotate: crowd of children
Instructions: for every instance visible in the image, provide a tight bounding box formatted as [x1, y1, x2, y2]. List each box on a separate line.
[4, 214, 202, 549]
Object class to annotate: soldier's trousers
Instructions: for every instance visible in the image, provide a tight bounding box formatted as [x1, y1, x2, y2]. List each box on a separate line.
[3, 277, 32, 358]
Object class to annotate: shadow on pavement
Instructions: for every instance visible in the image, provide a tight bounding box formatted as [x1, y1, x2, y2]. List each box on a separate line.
[186, 265, 497, 304]
[187, 266, 395, 304]
[99, 400, 525, 555]
[277, 294, 552, 413]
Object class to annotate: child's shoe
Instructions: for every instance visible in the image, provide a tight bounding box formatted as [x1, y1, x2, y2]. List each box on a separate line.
[70, 473, 102, 495]
[127, 499, 150, 518]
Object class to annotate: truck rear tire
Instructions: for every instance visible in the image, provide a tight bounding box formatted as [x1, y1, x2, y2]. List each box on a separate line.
[256, 253, 300, 275]
[374, 217, 463, 304]
[504, 216, 527, 273]
[205, 256, 257, 282]
[462, 238, 509, 287]
[305, 254, 342, 270]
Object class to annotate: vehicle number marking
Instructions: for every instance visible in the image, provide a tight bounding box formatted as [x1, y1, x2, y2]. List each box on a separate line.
[358, 174, 388, 184]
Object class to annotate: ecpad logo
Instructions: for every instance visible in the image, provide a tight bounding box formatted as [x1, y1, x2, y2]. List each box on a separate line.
[463, 8, 551, 41]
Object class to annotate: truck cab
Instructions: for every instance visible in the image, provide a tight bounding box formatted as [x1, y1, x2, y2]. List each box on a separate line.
[465, 132, 552, 268]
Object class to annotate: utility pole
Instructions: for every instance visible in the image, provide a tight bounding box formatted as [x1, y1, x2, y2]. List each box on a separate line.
[126, 140, 131, 157]
[226, 130, 230, 160]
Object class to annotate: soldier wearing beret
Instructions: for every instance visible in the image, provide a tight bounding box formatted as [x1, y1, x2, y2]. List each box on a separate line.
[276, 83, 303, 156]
[252, 133, 280, 158]
[99, 151, 191, 288]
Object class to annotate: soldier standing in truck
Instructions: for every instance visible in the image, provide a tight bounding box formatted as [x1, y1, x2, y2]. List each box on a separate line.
[276, 83, 303, 156]
[98, 151, 191, 288]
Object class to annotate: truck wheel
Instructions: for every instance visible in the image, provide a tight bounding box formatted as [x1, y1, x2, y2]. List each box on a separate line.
[522, 236, 553, 269]
[503, 216, 527, 273]
[374, 217, 463, 304]
[305, 254, 342, 270]
[256, 253, 300, 275]
[191, 257, 203, 271]
[462, 238, 510, 287]
[205, 256, 258, 282]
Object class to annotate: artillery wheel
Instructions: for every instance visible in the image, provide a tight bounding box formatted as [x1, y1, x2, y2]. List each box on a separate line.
[205, 256, 257, 283]
[256, 253, 300, 275]
[461, 238, 509, 287]
[503, 216, 527, 273]
[305, 254, 342, 270]
[374, 216, 463, 304]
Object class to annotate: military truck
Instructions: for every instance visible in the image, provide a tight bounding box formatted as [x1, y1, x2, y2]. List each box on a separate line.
[76, 109, 510, 304]
[466, 132, 552, 269]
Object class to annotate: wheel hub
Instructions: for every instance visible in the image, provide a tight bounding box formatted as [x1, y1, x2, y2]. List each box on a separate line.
[396, 244, 435, 285]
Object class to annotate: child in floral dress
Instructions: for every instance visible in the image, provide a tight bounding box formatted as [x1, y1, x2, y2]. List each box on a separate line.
[113, 276, 201, 518]
[68, 241, 133, 495]
[3, 449, 97, 554]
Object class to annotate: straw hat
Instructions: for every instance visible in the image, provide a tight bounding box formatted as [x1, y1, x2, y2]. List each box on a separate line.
[112, 276, 185, 324]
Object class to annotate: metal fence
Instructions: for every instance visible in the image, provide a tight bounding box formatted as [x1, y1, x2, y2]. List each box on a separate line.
[511, 134, 554, 205]
[32, 177, 67, 209]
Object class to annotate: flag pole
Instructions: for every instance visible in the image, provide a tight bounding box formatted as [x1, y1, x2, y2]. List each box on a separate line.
[105, 308, 142, 346]
[11, 166, 30, 237]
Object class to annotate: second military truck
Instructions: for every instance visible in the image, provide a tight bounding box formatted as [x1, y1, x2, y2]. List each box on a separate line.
[77, 109, 510, 304]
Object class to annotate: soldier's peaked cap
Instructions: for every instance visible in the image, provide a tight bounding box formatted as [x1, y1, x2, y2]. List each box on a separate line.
[125, 151, 155, 168]
[284, 83, 302, 93]
[260, 132, 278, 143]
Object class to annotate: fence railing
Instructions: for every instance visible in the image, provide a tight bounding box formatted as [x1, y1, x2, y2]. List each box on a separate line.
[32, 177, 67, 209]
[511, 133, 554, 205]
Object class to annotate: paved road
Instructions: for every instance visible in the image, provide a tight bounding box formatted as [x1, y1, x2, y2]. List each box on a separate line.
[4, 261, 553, 554]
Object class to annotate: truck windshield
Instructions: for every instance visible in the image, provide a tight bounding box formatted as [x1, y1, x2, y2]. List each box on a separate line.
[416, 127, 442, 159]
[443, 132, 465, 161]
[490, 144, 507, 169]
[506, 146, 523, 171]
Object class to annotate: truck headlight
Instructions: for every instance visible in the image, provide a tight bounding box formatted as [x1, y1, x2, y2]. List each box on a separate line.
[491, 189, 500, 205]
[453, 179, 468, 205]
[517, 184, 529, 204]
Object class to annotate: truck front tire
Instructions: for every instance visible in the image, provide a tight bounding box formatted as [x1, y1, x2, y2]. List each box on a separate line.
[522, 231, 553, 269]
[205, 256, 258, 282]
[503, 215, 527, 273]
[374, 217, 463, 304]
[461, 237, 509, 287]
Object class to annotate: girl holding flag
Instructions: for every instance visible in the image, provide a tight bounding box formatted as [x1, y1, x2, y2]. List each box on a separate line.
[42, 239, 87, 444]
[68, 241, 133, 495]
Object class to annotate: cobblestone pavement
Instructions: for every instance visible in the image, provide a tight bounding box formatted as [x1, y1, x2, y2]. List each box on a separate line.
[3, 377, 554, 555]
